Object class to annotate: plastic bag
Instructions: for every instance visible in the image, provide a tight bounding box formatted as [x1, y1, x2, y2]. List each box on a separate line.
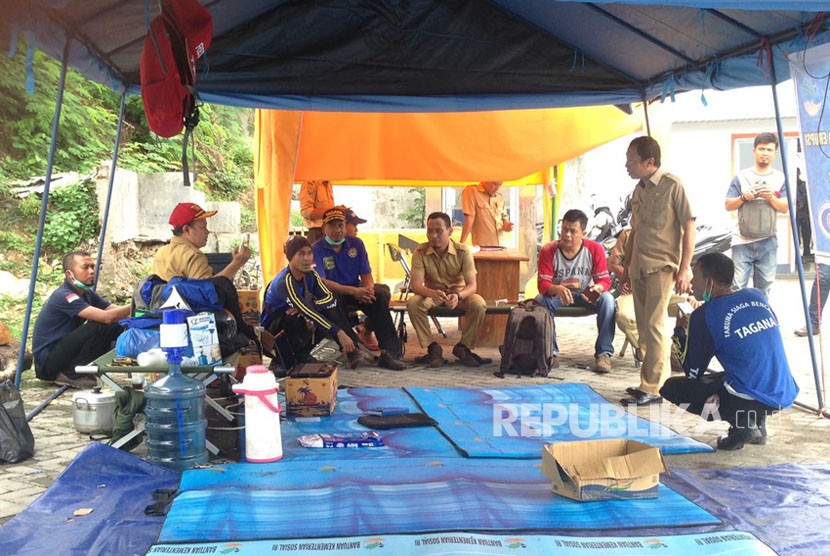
[0, 380, 35, 463]
[115, 328, 161, 358]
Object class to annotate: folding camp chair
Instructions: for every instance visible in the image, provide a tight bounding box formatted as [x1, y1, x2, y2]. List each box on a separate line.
[386, 243, 447, 344]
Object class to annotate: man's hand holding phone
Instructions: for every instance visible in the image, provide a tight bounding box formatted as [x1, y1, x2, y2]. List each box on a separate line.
[581, 286, 601, 304]
[233, 233, 251, 263]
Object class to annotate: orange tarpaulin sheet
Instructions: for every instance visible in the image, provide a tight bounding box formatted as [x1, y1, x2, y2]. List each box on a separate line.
[254, 107, 641, 279]
[295, 107, 641, 182]
[254, 110, 303, 276]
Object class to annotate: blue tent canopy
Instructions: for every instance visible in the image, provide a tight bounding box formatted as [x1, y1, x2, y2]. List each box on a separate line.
[3, 0, 830, 111]
[5, 0, 829, 415]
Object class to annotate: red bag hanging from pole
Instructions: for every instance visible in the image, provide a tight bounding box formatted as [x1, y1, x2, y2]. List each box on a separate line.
[140, 0, 213, 139]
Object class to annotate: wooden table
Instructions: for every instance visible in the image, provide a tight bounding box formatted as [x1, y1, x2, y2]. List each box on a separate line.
[470, 248, 529, 347]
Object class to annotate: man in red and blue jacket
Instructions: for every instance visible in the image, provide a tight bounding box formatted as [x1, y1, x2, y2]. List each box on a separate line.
[536, 209, 616, 373]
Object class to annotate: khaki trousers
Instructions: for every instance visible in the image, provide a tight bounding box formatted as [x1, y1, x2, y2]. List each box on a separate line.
[632, 269, 675, 395]
[407, 293, 486, 348]
[615, 293, 639, 350]
[617, 292, 687, 354]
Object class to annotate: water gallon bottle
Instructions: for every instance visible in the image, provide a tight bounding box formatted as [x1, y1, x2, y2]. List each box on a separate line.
[145, 309, 209, 471]
[232, 365, 283, 462]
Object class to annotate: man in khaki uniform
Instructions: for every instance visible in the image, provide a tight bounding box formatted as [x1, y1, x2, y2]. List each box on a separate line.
[299, 180, 335, 243]
[153, 203, 250, 282]
[460, 181, 513, 246]
[609, 227, 693, 371]
[408, 212, 490, 367]
[620, 136, 695, 406]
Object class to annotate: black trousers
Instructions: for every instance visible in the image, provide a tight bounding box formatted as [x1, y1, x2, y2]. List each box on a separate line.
[38, 321, 123, 380]
[797, 216, 812, 256]
[211, 276, 256, 340]
[266, 303, 360, 363]
[340, 284, 401, 356]
[660, 372, 775, 428]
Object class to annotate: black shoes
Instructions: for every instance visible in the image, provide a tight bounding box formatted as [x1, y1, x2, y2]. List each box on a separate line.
[54, 372, 97, 389]
[415, 342, 447, 368]
[347, 350, 363, 369]
[717, 425, 764, 450]
[378, 350, 406, 371]
[452, 343, 491, 367]
[620, 387, 662, 406]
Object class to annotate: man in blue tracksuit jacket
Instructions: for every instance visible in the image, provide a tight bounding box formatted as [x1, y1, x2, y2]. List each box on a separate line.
[661, 252, 798, 450]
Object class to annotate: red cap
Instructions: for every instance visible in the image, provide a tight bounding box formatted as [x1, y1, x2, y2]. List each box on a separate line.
[169, 203, 217, 228]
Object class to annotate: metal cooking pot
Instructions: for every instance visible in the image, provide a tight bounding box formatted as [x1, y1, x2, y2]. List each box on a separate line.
[72, 387, 116, 435]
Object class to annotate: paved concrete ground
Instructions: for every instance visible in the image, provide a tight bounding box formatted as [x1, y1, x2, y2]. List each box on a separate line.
[1, 274, 828, 524]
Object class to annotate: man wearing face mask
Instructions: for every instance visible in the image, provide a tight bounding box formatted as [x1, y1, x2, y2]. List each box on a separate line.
[33, 251, 131, 388]
[660, 253, 798, 451]
[312, 208, 406, 371]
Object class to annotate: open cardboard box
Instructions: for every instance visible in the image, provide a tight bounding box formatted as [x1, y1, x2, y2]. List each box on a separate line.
[541, 439, 667, 501]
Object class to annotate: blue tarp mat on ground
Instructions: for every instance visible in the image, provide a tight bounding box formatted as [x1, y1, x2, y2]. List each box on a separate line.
[667, 464, 830, 556]
[5, 444, 828, 554]
[157, 457, 720, 543]
[0, 443, 179, 556]
[149, 531, 777, 555]
[281, 388, 461, 460]
[405, 383, 714, 457]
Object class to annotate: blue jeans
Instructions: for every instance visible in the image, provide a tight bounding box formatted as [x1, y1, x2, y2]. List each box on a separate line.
[809, 263, 830, 327]
[534, 292, 616, 357]
[731, 237, 777, 298]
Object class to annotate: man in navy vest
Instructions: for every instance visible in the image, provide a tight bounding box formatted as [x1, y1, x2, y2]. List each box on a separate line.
[661, 253, 798, 450]
[33, 251, 130, 388]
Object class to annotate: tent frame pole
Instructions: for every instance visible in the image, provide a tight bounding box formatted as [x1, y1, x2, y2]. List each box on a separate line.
[93, 92, 127, 288]
[768, 57, 829, 418]
[14, 40, 71, 388]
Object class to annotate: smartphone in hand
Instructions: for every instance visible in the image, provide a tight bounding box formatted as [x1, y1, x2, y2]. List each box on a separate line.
[238, 233, 250, 251]
[582, 287, 600, 303]
[676, 301, 695, 316]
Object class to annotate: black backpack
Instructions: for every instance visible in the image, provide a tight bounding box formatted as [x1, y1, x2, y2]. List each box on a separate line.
[496, 300, 555, 378]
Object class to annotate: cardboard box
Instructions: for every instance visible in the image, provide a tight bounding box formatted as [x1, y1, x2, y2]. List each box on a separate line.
[235, 353, 262, 375]
[541, 439, 667, 501]
[186, 312, 222, 366]
[285, 363, 338, 416]
[237, 289, 262, 327]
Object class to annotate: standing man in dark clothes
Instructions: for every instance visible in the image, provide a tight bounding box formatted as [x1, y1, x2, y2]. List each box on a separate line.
[795, 168, 812, 260]
[33, 251, 130, 388]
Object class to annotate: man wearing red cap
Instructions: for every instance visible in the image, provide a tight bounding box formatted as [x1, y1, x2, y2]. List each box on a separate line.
[153, 202, 250, 281]
[153, 202, 257, 344]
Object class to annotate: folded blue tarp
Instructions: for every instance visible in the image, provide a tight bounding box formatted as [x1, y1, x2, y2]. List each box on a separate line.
[406, 383, 714, 457]
[0, 443, 179, 556]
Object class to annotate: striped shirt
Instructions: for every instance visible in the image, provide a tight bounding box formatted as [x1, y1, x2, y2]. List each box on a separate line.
[262, 266, 340, 334]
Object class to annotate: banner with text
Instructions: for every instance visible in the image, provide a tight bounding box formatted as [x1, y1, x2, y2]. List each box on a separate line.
[148, 531, 776, 556]
[790, 43, 830, 258]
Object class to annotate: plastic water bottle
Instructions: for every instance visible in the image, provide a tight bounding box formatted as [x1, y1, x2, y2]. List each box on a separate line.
[232, 365, 283, 462]
[145, 309, 208, 471]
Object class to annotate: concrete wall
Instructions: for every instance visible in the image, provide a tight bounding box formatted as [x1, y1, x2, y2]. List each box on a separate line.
[95, 163, 243, 251]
